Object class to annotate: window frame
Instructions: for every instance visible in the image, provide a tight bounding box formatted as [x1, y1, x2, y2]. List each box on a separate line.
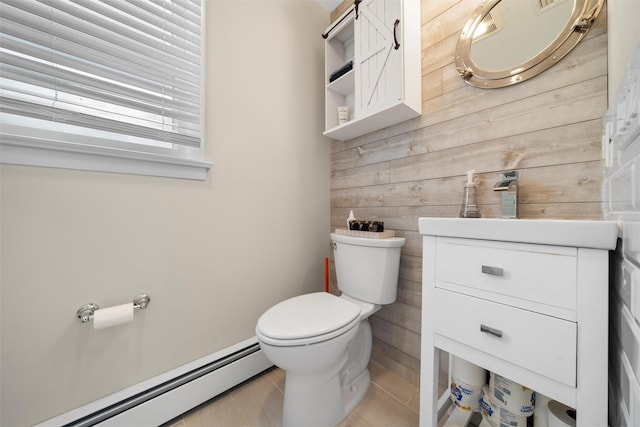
[0, 0, 211, 180]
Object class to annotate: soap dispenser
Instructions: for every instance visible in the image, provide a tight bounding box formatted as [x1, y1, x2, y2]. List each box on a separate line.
[347, 210, 356, 230]
[459, 170, 481, 218]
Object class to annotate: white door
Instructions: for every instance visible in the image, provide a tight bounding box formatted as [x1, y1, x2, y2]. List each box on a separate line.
[354, 0, 403, 118]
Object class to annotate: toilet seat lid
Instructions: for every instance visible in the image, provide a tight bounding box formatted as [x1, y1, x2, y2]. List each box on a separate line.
[256, 292, 361, 342]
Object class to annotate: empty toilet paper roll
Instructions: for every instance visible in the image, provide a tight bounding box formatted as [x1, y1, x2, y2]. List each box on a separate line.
[452, 355, 486, 386]
[93, 303, 134, 330]
[548, 400, 576, 427]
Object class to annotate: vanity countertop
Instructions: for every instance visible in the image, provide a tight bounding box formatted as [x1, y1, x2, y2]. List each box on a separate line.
[418, 217, 618, 250]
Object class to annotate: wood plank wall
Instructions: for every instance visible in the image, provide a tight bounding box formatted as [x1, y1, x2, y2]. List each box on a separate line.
[329, 0, 608, 386]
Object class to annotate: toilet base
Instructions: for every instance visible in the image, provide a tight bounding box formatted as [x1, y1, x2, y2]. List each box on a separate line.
[341, 368, 371, 417]
[281, 366, 372, 427]
[282, 369, 346, 427]
[279, 320, 374, 427]
[340, 319, 373, 416]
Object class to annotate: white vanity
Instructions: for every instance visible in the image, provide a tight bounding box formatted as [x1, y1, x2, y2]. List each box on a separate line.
[418, 218, 618, 427]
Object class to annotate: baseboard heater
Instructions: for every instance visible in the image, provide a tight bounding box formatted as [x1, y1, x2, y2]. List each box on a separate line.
[37, 338, 272, 427]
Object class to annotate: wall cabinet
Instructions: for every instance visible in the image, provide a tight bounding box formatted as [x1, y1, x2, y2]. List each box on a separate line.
[323, 0, 421, 141]
[418, 218, 618, 427]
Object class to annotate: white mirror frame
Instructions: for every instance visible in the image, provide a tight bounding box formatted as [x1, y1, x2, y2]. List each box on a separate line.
[455, 0, 604, 88]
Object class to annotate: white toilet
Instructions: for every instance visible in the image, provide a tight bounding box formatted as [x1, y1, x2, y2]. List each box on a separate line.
[256, 233, 405, 427]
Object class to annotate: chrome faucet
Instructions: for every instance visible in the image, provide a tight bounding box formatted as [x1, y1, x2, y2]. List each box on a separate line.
[493, 171, 518, 218]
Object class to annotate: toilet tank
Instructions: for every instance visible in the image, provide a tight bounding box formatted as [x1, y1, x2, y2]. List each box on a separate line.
[330, 233, 405, 305]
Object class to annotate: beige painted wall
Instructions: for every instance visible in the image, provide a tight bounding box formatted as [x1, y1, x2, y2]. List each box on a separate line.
[330, 0, 608, 386]
[0, 2, 330, 425]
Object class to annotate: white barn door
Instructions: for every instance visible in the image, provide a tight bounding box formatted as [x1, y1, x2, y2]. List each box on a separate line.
[354, 0, 403, 118]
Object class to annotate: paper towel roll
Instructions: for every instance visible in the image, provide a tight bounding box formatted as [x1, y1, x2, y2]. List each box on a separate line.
[451, 377, 483, 412]
[481, 385, 529, 427]
[93, 303, 134, 330]
[480, 386, 500, 427]
[452, 355, 486, 386]
[489, 372, 535, 415]
[534, 393, 552, 427]
[548, 400, 576, 427]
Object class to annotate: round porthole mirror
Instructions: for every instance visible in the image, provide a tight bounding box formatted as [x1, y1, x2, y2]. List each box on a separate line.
[455, 0, 604, 88]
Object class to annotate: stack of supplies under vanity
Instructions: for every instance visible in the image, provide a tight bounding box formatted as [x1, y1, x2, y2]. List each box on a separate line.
[449, 355, 534, 427]
[480, 372, 534, 427]
[447, 355, 576, 427]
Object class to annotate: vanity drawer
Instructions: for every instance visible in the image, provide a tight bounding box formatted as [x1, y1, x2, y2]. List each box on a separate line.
[432, 288, 577, 387]
[435, 238, 577, 314]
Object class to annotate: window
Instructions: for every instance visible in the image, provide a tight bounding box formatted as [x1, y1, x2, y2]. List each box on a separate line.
[0, 0, 211, 180]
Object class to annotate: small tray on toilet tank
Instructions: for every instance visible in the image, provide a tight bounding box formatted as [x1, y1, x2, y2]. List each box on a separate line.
[334, 228, 396, 239]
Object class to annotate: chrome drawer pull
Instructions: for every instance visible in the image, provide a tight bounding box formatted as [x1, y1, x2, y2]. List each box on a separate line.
[481, 265, 504, 276]
[480, 324, 503, 338]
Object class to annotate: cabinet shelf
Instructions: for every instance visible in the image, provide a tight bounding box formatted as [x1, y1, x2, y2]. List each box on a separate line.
[323, 101, 417, 141]
[327, 69, 354, 96]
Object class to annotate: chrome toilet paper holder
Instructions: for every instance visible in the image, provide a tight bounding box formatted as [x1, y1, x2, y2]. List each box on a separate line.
[76, 293, 151, 323]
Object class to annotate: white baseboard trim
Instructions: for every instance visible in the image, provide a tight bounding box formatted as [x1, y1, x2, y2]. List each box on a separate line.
[36, 337, 272, 427]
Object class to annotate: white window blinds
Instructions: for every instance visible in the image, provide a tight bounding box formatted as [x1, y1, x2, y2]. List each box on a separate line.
[0, 0, 210, 180]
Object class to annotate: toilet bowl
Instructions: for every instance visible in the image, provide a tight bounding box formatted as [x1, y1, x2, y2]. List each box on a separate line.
[256, 292, 376, 426]
[256, 233, 405, 427]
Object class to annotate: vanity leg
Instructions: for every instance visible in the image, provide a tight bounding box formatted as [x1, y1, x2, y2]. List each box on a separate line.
[420, 235, 440, 427]
[575, 248, 609, 426]
[420, 332, 440, 427]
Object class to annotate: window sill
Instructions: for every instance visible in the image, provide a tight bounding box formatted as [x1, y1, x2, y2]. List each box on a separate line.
[0, 137, 212, 180]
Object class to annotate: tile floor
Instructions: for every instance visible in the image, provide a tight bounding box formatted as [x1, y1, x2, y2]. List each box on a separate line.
[163, 360, 423, 427]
